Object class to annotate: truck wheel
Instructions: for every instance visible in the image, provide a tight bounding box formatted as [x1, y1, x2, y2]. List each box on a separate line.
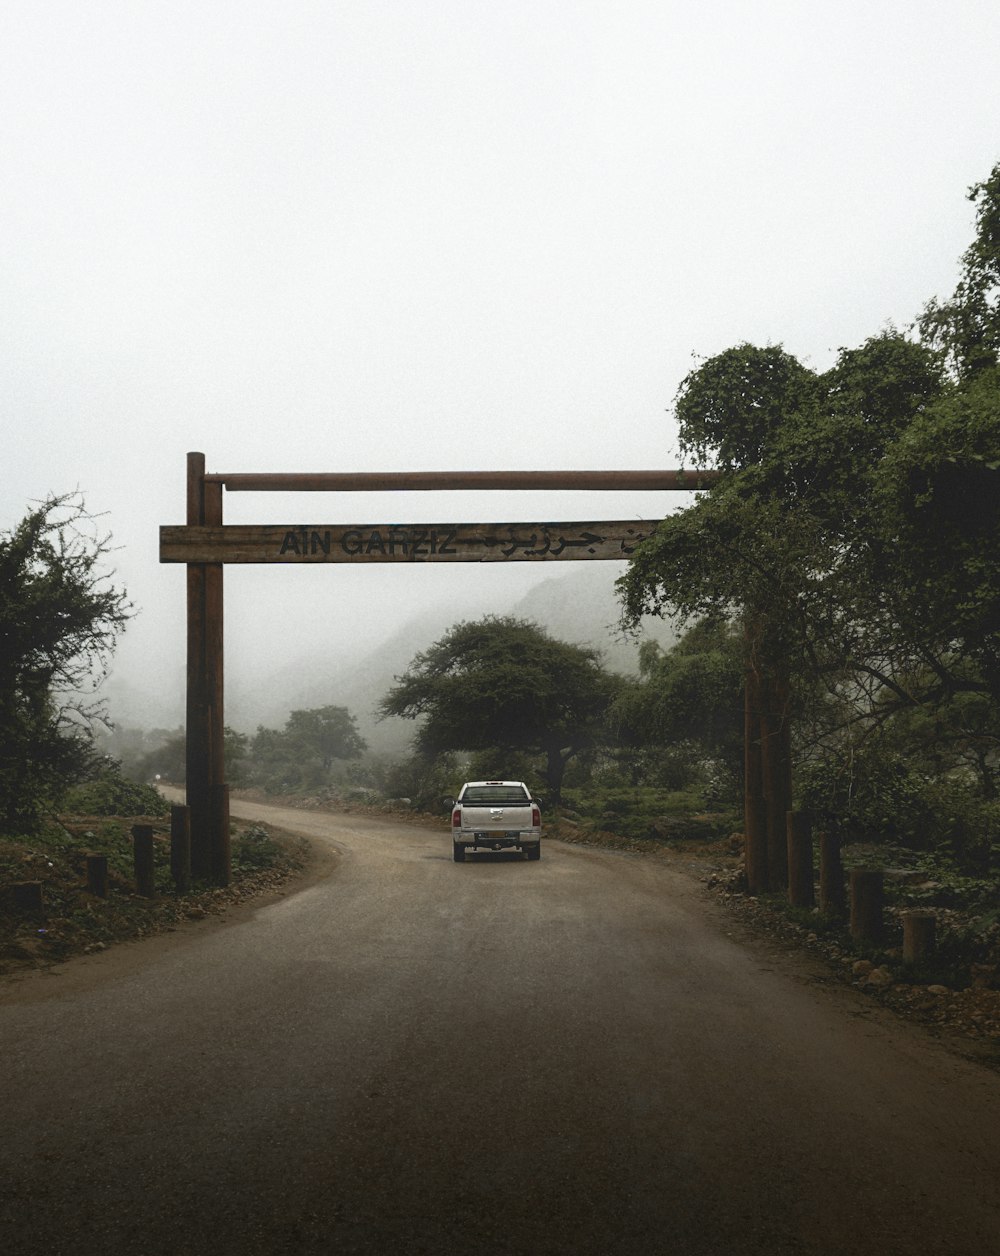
[526, 844, 541, 861]
[453, 843, 466, 862]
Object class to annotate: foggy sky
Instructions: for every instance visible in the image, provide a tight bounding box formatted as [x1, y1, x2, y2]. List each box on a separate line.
[3, 1, 999, 729]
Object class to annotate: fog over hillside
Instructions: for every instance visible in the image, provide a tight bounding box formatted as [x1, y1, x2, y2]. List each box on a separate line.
[227, 564, 679, 754]
[104, 565, 678, 753]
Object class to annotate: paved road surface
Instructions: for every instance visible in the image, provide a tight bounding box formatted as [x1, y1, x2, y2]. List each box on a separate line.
[2, 798, 1000, 1255]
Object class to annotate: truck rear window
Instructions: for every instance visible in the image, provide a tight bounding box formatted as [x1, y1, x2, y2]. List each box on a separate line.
[460, 786, 530, 805]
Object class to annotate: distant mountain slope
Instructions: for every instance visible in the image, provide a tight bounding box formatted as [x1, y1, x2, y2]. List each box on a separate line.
[509, 564, 678, 675]
[107, 565, 679, 755]
[224, 564, 678, 754]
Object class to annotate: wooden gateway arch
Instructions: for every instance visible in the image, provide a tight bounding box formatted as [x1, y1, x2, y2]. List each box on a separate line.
[159, 452, 720, 884]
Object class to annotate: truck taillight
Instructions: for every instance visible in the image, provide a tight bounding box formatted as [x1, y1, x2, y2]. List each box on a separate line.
[532, 806, 540, 826]
[452, 808, 462, 827]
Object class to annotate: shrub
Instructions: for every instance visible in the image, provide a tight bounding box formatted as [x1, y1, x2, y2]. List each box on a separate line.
[61, 761, 168, 817]
[380, 752, 464, 812]
[231, 823, 282, 870]
[797, 744, 931, 847]
[798, 742, 1000, 872]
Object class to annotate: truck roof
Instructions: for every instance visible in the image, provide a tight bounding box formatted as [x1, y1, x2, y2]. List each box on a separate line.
[462, 780, 527, 788]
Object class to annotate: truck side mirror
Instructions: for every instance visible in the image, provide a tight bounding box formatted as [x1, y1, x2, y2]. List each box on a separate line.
[442, 796, 455, 811]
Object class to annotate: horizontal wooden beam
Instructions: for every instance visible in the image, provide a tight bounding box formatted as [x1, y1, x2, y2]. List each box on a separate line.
[203, 470, 718, 493]
[160, 521, 663, 564]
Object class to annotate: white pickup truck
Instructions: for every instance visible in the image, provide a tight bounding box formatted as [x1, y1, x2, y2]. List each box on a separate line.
[446, 780, 542, 862]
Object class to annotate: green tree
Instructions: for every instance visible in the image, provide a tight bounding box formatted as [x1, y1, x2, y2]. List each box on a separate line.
[616, 330, 993, 886]
[672, 343, 820, 470]
[223, 726, 251, 787]
[129, 725, 249, 786]
[284, 706, 367, 769]
[131, 729, 185, 783]
[919, 161, 1000, 380]
[618, 162, 1000, 883]
[248, 705, 366, 793]
[875, 376, 1000, 704]
[0, 494, 131, 832]
[378, 750, 463, 813]
[379, 616, 617, 802]
[608, 619, 745, 801]
[247, 725, 295, 793]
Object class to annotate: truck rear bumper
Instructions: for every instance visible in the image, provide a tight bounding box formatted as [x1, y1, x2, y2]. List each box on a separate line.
[457, 831, 541, 850]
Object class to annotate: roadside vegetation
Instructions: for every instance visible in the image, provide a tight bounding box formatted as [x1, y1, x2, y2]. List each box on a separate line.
[0, 753, 306, 973]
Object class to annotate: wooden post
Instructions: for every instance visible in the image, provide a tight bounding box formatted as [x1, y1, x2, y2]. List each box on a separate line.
[819, 829, 846, 914]
[786, 811, 814, 908]
[186, 452, 210, 878]
[132, 824, 155, 898]
[170, 804, 191, 893]
[760, 672, 791, 893]
[744, 666, 769, 894]
[203, 477, 225, 792]
[210, 783, 231, 887]
[903, 910, 937, 963]
[86, 854, 108, 898]
[849, 868, 883, 944]
[185, 453, 227, 884]
[204, 478, 228, 887]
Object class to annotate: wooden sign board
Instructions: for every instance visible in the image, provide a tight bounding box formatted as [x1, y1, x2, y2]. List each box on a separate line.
[160, 520, 661, 564]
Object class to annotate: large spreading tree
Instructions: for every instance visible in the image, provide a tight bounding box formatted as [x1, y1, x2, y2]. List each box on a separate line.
[379, 616, 617, 802]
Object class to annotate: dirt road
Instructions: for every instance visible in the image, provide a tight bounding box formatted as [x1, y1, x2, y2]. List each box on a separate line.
[2, 798, 1000, 1254]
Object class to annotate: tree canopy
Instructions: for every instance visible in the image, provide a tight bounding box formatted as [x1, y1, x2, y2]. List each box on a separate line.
[246, 705, 367, 793]
[618, 160, 1000, 875]
[919, 163, 1000, 380]
[379, 616, 616, 801]
[609, 620, 744, 761]
[0, 494, 132, 831]
[605, 618, 745, 802]
[620, 346, 998, 722]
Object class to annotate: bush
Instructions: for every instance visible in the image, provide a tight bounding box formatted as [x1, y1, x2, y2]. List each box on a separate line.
[798, 741, 1000, 872]
[557, 783, 737, 843]
[380, 752, 464, 812]
[797, 743, 932, 847]
[917, 780, 1000, 873]
[61, 761, 168, 817]
[231, 823, 283, 870]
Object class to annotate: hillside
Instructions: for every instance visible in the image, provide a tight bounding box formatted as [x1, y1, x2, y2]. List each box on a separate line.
[102, 565, 679, 755]
[222, 564, 678, 755]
